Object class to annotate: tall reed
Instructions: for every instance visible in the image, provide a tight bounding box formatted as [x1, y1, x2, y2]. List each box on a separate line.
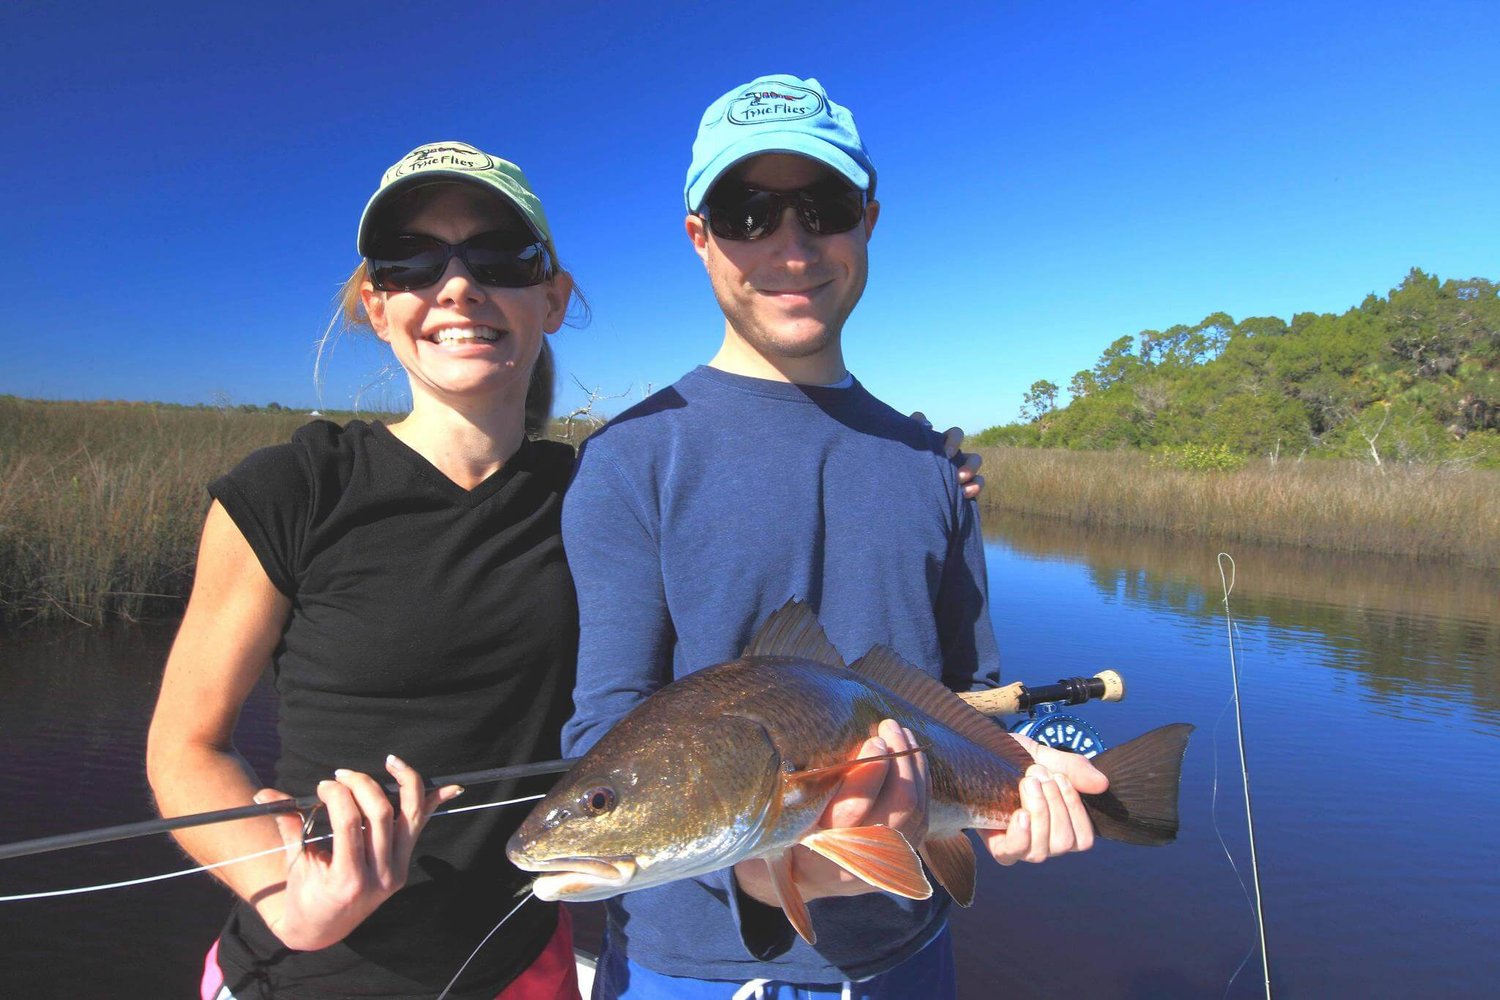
[0, 400, 314, 625]
[974, 446, 1500, 569]
[6, 402, 1495, 625]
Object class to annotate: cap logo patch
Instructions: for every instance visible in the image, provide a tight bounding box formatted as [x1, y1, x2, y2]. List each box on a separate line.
[391, 144, 495, 178]
[727, 83, 824, 125]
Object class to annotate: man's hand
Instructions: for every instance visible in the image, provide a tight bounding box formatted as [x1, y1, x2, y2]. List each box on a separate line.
[980, 735, 1108, 865]
[911, 411, 985, 500]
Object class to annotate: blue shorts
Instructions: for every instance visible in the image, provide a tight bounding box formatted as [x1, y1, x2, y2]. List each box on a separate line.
[590, 923, 955, 1000]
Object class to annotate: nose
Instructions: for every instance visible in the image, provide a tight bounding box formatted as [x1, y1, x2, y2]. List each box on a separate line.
[766, 206, 818, 267]
[434, 254, 483, 306]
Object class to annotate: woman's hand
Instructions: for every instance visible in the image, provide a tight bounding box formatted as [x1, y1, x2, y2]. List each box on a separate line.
[910, 411, 985, 500]
[734, 719, 928, 904]
[254, 755, 462, 951]
[980, 735, 1108, 865]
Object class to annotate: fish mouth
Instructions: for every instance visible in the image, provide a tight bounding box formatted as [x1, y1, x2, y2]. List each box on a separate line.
[516, 856, 640, 902]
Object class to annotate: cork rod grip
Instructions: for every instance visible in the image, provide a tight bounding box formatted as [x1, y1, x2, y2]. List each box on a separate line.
[957, 670, 1126, 717]
[958, 683, 1027, 716]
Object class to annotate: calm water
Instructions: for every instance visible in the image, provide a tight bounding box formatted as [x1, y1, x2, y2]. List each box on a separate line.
[1, 517, 1497, 998]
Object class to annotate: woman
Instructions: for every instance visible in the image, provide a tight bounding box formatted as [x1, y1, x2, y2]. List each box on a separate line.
[147, 141, 584, 1000]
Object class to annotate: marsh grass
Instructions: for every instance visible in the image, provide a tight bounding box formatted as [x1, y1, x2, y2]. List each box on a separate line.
[0, 399, 337, 625]
[975, 446, 1500, 569]
[5, 400, 1495, 625]
[0, 400, 601, 625]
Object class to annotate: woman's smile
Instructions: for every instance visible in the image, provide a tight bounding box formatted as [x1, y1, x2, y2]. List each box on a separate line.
[426, 324, 504, 345]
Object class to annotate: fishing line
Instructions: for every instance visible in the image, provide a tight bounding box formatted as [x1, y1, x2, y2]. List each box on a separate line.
[0, 792, 545, 904]
[1209, 593, 1258, 997]
[1215, 553, 1272, 1000]
[0, 841, 299, 902]
[436, 890, 535, 1000]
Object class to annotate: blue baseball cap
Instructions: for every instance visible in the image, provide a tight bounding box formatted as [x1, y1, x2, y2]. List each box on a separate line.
[684, 74, 876, 212]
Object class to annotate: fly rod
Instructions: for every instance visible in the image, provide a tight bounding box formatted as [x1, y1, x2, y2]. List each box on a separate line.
[0, 671, 1124, 864]
[0, 757, 580, 863]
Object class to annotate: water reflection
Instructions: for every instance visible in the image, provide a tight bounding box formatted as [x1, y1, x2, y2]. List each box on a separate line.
[964, 514, 1500, 999]
[0, 624, 278, 996]
[987, 512, 1500, 728]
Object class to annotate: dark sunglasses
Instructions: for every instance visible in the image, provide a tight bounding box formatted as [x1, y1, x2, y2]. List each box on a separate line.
[701, 177, 867, 242]
[366, 230, 555, 291]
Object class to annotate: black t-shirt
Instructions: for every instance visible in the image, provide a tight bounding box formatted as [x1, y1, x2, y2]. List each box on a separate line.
[207, 420, 578, 999]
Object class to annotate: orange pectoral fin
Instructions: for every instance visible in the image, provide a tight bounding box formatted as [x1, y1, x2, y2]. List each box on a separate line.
[919, 833, 977, 907]
[798, 825, 933, 901]
[763, 851, 816, 945]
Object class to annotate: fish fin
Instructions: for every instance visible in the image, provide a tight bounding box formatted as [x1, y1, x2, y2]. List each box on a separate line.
[918, 833, 977, 907]
[742, 599, 846, 669]
[1082, 723, 1195, 846]
[846, 646, 1036, 777]
[763, 851, 816, 945]
[799, 825, 933, 901]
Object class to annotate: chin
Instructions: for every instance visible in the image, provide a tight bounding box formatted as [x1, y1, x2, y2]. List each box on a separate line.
[766, 329, 838, 360]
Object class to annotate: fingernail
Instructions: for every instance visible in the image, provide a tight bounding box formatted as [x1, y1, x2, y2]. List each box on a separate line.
[334, 768, 352, 780]
[869, 738, 889, 755]
[449, 785, 466, 799]
[386, 754, 407, 771]
[1016, 811, 1030, 829]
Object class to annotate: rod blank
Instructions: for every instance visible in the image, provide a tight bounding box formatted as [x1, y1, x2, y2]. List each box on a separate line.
[0, 757, 580, 862]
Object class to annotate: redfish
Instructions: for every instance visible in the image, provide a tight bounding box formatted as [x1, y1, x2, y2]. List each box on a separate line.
[507, 601, 1192, 944]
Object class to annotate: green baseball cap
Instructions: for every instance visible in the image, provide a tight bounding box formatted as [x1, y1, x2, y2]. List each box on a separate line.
[357, 141, 554, 255]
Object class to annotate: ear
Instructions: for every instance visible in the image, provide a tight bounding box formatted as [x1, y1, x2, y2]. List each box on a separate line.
[542, 270, 574, 334]
[360, 283, 392, 343]
[685, 213, 711, 266]
[863, 199, 880, 241]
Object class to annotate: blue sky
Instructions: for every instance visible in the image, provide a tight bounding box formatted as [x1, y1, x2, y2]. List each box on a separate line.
[3, 1, 1495, 432]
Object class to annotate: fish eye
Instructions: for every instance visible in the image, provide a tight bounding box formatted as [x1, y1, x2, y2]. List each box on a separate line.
[581, 786, 616, 815]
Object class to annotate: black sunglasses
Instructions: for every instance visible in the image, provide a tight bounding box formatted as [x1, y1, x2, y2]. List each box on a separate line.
[701, 177, 867, 242]
[366, 230, 555, 291]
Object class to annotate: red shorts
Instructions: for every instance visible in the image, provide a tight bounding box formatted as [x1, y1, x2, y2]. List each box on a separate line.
[202, 905, 582, 1000]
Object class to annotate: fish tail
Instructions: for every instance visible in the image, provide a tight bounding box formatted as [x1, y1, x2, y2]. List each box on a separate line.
[1079, 722, 1194, 846]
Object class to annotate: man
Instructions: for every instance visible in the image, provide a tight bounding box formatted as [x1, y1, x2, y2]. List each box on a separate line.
[562, 74, 1105, 1000]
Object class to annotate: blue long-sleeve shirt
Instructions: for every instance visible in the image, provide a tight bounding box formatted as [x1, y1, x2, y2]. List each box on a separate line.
[561, 366, 1000, 983]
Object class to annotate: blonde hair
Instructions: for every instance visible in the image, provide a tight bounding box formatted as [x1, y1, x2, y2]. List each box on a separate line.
[320, 260, 586, 437]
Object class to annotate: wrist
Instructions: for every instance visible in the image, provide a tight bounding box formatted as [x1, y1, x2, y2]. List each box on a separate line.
[253, 894, 308, 951]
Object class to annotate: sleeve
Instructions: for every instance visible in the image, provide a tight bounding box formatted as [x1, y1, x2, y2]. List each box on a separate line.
[207, 442, 313, 598]
[936, 482, 1003, 692]
[559, 438, 674, 758]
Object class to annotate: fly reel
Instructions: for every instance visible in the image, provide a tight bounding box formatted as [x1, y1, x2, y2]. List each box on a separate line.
[1004, 671, 1124, 759]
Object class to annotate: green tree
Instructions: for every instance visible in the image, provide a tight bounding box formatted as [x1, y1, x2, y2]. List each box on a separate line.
[1020, 380, 1059, 422]
[1091, 335, 1139, 390]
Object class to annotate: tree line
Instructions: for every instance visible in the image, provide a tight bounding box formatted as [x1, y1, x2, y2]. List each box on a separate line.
[978, 269, 1500, 467]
